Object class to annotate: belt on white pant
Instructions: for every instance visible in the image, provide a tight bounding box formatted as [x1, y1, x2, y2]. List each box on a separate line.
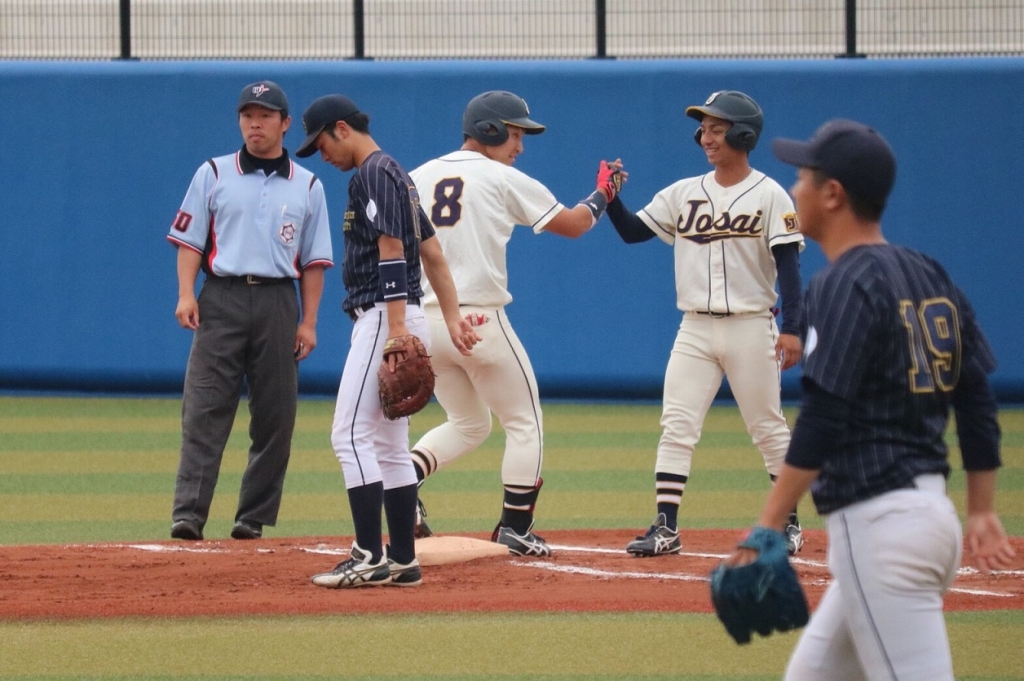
[912, 473, 947, 496]
[348, 297, 420, 322]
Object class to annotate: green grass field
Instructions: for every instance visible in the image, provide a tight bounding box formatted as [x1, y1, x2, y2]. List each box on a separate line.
[1, 396, 1022, 680]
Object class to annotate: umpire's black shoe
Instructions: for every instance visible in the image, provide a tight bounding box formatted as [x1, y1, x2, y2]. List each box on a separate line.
[170, 519, 203, 541]
[230, 521, 262, 540]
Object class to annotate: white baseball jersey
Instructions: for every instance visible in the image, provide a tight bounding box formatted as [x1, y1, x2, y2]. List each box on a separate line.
[638, 169, 802, 314]
[410, 150, 564, 308]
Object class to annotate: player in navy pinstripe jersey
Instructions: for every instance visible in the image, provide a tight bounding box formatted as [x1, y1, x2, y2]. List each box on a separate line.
[294, 95, 479, 589]
[725, 119, 1015, 680]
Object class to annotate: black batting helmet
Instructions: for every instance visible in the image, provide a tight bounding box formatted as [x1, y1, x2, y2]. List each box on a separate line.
[686, 90, 764, 152]
[463, 91, 545, 146]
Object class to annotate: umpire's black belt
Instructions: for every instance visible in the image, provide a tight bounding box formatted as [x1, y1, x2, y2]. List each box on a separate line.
[347, 297, 420, 322]
[209, 274, 294, 285]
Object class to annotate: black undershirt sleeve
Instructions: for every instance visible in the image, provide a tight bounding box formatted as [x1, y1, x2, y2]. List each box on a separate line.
[952, 365, 1002, 471]
[772, 242, 802, 336]
[784, 379, 848, 471]
[606, 196, 655, 244]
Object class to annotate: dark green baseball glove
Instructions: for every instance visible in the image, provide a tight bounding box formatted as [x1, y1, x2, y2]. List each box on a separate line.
[709, 526, 810, 645]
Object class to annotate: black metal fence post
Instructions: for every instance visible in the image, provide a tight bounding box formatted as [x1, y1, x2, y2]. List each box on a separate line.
[353, 0, 365, 59]
[595, 0, 607, 58]
[838, 0, 866, 58]
[118, 0, 132, 59]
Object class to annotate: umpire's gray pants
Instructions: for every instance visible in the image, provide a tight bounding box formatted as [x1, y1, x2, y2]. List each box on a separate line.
[172, 276, 299, 531]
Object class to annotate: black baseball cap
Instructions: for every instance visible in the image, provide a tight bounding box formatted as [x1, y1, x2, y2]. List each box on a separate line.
[296, 95, 361, 158]
[237, 81, 289, 115]
[772, 119, 896, 206]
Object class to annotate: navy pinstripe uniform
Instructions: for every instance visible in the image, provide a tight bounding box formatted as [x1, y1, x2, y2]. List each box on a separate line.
[796, 246, 998, 513]
[167, 81, 333, 542]
[295, 94, 480, 589]
[323, 150, 433, 587]
[785, 245, 1003, 680]
[338, 151, 428, 322]
[728, 119, 1014, 680]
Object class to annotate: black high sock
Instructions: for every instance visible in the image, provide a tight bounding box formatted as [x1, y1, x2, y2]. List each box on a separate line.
[500, 482, 542, 535]
[346, 482, 384, 562]
[411, 449, 435, 482]
[655, 472, 688, 530]
[383, 483, 418, 564]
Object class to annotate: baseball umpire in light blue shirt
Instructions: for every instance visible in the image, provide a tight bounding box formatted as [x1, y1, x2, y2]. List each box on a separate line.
[166, 80, 333, 542]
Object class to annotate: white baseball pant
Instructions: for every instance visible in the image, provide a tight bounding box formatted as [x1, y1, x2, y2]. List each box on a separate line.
[330, 302, 429, 490]
[412, 305, 543, 488]
[786, 474, 962, 681]
[657, 311, 790, 477]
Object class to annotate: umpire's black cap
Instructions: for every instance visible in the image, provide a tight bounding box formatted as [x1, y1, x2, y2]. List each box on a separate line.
[237, 81, 289, 116]
[773, 119, 896, 207]
[296, 95, 361, 158]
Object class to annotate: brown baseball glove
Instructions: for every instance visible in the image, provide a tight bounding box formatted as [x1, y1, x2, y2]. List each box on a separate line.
[377, 334, 435, 420]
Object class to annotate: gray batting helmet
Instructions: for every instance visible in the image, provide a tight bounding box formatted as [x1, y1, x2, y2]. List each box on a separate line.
[463, 91, 545, 146]
[686, 90, 764, 152]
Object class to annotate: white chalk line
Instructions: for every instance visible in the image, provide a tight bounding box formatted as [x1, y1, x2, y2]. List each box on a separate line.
[110, 542, 1019, 598]
[512, 560, 708, 582]
[535, 545, 1017, 598]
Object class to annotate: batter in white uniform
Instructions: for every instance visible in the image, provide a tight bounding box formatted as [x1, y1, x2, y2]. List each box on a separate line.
[606, 90, 806, 557]
[408, 90, 621, 557]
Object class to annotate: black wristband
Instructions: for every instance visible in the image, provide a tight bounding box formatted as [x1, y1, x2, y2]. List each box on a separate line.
[578, 189, 608, 227]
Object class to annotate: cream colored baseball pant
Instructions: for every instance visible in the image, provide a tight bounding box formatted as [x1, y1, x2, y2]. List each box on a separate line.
[785, 474, 962, 681]
[412, 306, 543, 488]
[330, 302, 429, 490]
[657, 310, 790, 477]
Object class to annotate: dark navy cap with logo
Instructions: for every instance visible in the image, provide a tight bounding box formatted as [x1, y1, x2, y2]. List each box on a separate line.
[237, 81, 289, 115]
[295, 94, 361, 158]
[773, 119, 897, 206]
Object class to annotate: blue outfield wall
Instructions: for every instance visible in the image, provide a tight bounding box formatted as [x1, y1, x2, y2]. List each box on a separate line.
[1, 58, 1023, 401]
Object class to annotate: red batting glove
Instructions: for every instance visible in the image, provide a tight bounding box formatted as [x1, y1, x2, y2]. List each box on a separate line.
[596, 161, 622, 202]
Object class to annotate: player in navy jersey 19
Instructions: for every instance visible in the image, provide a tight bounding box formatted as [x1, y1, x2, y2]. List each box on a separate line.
[295, 94, 479, 589]
[722, 119, 1016, 679]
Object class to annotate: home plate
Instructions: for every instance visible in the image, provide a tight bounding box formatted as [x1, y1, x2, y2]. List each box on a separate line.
[414, 535, 510, 566]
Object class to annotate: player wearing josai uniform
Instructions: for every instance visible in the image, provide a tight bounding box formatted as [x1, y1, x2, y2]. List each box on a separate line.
[723, 119, 1015, 679]
[606, 91, 806, 557]
[407, 91, 621, 556]
[166, 81, 333, 542]
[295, 95, 478, 589]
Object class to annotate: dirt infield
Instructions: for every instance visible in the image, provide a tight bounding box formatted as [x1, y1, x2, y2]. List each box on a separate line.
[2, 529, 1022, 621]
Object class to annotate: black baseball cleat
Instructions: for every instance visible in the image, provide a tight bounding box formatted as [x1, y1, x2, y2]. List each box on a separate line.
[311, 542, 391, 589]
[492, 522, 552, 557]
[385, 546, 423, 587]
[414, 496, 433, 539]
[785, 516, 804, 556]
[626, 513, 681, 557]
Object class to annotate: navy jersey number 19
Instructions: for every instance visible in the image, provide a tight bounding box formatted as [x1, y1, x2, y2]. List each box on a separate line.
[900, 298, 961, 393]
